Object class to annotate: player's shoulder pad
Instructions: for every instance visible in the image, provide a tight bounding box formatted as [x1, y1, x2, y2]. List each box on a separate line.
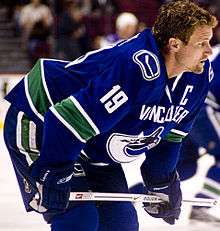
[132, 49, 160, 81]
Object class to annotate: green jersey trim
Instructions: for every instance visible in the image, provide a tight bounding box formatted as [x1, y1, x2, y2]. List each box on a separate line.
[69, 96, 100, 134]
[24, 74, 44, 121]
[164, 129, 187, 143]
[204, 183, 220, 196]
[202, 178, 220, 197]
[24, 59, 54, 121]
[50, 96, 100, 143]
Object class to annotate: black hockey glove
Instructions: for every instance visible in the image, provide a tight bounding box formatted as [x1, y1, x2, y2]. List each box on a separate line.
[143, 171, 182, 225]
[29, 160, 74, 213]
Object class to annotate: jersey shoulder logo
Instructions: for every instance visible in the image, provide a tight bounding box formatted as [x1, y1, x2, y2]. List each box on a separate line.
[106, 127, 164, 163]
[132, 49, 160, 81]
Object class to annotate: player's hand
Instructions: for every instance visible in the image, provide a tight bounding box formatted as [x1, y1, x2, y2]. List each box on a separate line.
[29, 160, 74, 213]
[143, 171, 182, 225]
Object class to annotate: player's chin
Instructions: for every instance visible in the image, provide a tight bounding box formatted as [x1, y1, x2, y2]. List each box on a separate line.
[192, 65, 204, 74]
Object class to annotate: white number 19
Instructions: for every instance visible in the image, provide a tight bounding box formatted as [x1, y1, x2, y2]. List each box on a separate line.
[100, 85, 128, 113]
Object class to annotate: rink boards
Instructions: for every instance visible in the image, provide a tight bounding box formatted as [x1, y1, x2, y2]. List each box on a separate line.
[0, 74, 23, 128]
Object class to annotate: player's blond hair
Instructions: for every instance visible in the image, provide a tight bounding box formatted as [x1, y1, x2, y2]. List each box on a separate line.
[153, 0, 218, 50]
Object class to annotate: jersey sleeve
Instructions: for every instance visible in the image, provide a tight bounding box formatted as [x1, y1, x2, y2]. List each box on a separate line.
[141, 93, 210, 184]
[37, 56, 144, 166]
[164, 105, 203, 145]
[141, 140, 181, 185]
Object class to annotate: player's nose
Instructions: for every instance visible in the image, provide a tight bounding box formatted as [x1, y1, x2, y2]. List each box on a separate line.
[205, 43, 213, 56]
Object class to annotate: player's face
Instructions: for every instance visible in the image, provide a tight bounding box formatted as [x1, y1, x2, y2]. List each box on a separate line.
[175, 25, 213, 74]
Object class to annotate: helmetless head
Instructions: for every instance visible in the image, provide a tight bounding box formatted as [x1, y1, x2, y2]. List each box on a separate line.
[153, 0, 218, 77]
[116, 12, 139, 40]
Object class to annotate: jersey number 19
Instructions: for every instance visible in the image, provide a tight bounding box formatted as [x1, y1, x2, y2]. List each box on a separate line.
[100, 85, 128, 113]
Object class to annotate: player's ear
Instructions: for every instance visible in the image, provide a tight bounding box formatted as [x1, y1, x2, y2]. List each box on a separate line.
[167, 38, 181, 52]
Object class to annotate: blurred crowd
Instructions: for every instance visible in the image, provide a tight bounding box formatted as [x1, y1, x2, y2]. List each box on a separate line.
[1, 0, 220, 66]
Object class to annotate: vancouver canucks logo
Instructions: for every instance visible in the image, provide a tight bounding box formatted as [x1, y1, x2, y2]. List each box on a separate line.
[106, 127, 164, 163]
[133, 50, 160, 81]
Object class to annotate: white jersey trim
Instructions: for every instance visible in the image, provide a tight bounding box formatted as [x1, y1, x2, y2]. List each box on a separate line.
[170, 129, 188, 137]
[24, 75, 44, 121]
[69, 96, 100, 135]
[40, 59, 54, 106]
[65, 44, 116, 68]
[29, 121, 39, 153]
[171, 74, 183, 92]
[16, 112, 33, 165]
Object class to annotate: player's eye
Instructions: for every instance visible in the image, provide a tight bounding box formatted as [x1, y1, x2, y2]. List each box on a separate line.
[197, 42, 204, 47]
[197, 41, 210, 48]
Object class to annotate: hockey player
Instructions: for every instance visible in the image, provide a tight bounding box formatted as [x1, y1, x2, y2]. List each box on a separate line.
[3, 1, 217, 230]
[178, 44, 220, 222]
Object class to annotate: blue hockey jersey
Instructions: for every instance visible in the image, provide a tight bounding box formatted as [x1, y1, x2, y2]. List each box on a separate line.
[5, 29, 213, 182]
[206, 45, 220, 110]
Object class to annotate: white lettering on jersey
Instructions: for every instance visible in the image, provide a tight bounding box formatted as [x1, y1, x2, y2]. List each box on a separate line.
[100, 85, 128, 113]
[106, 127, 164, 163]
[180, 85, 193, 105]
[139, 105, 189, 124]
[133, 50, 160, 81]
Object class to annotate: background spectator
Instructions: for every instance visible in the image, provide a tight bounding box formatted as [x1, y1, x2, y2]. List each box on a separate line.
[55, 0, 89, 60]
[96, 12, 139, 48]
[2, 0, 220, 72]
[19, 0, 53, 65]
[83, 0, 119, 44]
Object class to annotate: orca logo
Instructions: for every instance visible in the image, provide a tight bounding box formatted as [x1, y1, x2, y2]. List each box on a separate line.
[133, 50, 160, 81]
[106, 127, 164, 163]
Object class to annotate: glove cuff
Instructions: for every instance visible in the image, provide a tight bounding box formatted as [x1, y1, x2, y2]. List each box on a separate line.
[30, 160, 75, 184]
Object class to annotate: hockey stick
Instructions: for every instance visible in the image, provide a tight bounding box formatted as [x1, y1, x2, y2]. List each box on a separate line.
[69, 192, 220, 207]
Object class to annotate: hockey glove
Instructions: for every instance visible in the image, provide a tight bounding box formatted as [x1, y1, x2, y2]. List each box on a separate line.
[143, 171, 182, 225]
[29, 161, 74, 213]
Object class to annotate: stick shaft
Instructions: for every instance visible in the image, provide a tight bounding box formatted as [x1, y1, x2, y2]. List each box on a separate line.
[69, 192, 219, 207]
